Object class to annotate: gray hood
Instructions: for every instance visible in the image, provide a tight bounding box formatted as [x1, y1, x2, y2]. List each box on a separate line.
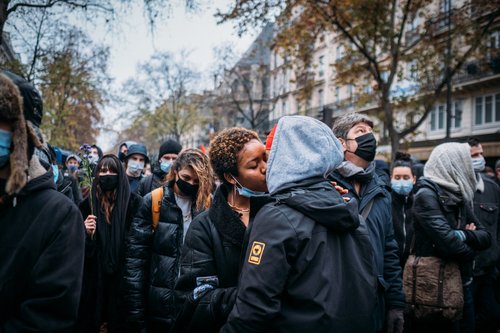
[266, 116, 344, 195]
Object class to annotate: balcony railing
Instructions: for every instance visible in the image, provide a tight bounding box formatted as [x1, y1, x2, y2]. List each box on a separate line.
[453, 57, 500, 85]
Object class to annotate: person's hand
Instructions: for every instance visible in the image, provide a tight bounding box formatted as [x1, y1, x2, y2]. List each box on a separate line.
[331, 181, 350, 202]
[84, 215, 97, 237]
[465, 223, 476, 231]
[386, 308, 404, 333]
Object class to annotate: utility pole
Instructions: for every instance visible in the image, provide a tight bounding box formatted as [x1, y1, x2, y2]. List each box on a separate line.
[445, 0, 453, 138]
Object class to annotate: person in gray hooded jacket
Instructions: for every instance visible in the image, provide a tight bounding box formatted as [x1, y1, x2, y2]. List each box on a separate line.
[220, 115, 377, 333]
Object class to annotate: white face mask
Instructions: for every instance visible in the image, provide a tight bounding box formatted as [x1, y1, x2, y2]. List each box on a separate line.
[471, 157, 485, 172]
[127, 160, 144, 176]
[88, 153, 99, 164]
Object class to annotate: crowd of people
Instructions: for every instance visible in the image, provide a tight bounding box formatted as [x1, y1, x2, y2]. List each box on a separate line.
[0, 69, 499, 333]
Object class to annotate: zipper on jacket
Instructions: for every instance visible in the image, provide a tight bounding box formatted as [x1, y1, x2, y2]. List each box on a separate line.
[402, 196, 407, 255]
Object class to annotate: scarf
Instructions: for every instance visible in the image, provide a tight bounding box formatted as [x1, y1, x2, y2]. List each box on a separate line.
[92, 155, 131, 275]
[337, 160, 375, 184]
[424, 142, 476, 203]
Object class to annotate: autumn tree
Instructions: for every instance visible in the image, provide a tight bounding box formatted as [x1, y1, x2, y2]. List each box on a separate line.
[38, 27, 109, 150]
[0, 0, 199, 47]
[218, 0, 500, 159]
[119, 51, 204, 151]
[211, 32, 274, 135]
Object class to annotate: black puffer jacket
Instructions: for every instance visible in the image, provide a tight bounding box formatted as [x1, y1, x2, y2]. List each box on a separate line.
[221, 179, 378, 333]
[172, 185, 268, 333]
[137, 165, 165, 197]
[0, 170, 85, 333]
[391, 192, 414, 267]
[124, 183, 200, 333]
[473, 174, 500, 275]
[413, 178, 491, 282]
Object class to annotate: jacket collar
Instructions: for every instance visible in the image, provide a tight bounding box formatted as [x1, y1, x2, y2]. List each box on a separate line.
[209, 184, 247, 246]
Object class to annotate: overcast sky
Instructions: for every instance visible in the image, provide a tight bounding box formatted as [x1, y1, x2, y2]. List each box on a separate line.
[85, 0, 257, 151]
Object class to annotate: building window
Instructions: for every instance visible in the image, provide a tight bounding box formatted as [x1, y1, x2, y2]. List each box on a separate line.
[475, 93, 500, 126]
[336, 45, 343, 62]
[430, 100, 463, 131]
[318, 55, 325, 77]
[282, 100, 288, 116]
[318, 89, 324, 107]
[488, 30, 500, 60]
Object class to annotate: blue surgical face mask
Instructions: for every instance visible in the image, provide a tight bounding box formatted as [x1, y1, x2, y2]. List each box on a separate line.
[127, 160, 144, 176]
[67, 164, 78, 173]
[472, 157, 485, 172]
[391, 179, 414, 196]
[0, 129, 13, 169]
[232, 175, 267, 198]
[160, 159, 172, 173]
[52, 164, 59, 183]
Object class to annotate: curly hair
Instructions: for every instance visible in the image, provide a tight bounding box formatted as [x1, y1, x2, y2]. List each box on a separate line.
[209, 127, 260, 186]
[165, 148, 213, 211]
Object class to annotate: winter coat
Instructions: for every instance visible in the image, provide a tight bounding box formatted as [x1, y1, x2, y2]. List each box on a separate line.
[391, 191, 414, 267]
[172, 184, 269, 333]
[473, 174, 500, 275]
[220, 179, 377, 333]
[222, 115, 378, 333]
[124, 183, 201, 333]
[76, 193, 143, 333]
[0, 166, 85, 333]
[329, 171, 405, 330]
[412, 178, 491, 283]
[137, 166, 165, 197]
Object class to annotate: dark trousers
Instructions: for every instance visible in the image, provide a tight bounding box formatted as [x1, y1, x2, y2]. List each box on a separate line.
[471, 270, 500, 333]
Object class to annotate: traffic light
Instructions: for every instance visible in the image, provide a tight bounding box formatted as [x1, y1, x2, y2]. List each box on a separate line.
[318, 106, 333, 127]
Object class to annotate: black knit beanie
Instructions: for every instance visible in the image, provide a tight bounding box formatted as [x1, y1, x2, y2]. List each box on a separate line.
[159, 139, 182, 157]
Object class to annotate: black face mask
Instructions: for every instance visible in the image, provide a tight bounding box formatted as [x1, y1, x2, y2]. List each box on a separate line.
[99, 175, 119, 191]
[348, 132, 377, 162]
[118, 152, 126, 162]
[176, 177, 199, 198]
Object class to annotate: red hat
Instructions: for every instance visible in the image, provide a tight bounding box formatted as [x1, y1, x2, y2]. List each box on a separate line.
[266, 125, 277, 151]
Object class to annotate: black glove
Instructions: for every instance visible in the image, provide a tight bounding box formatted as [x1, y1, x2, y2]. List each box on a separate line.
[386, 308, 404, 333]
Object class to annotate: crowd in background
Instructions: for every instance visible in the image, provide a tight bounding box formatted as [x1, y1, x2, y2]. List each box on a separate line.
[1, 69, 499, 333]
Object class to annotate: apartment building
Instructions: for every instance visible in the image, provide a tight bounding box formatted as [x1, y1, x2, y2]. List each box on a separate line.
[267, 1, 500, 163]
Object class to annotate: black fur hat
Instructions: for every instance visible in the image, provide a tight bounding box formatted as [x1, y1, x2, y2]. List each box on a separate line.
[0, 73, 42, 195]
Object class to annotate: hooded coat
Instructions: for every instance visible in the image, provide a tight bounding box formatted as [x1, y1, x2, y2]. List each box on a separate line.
[76, 156, 143, 333]
[0, 72, 85, 333]
[221, 116, 377, 333]
[0, 164, 86, 333]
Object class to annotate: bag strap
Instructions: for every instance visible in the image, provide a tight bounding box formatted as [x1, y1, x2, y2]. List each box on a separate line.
[361, 199, 374, 220]
[151, 186, 164, 232]
[411, 256, 419, 307]
[437, 260, 446, 307]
